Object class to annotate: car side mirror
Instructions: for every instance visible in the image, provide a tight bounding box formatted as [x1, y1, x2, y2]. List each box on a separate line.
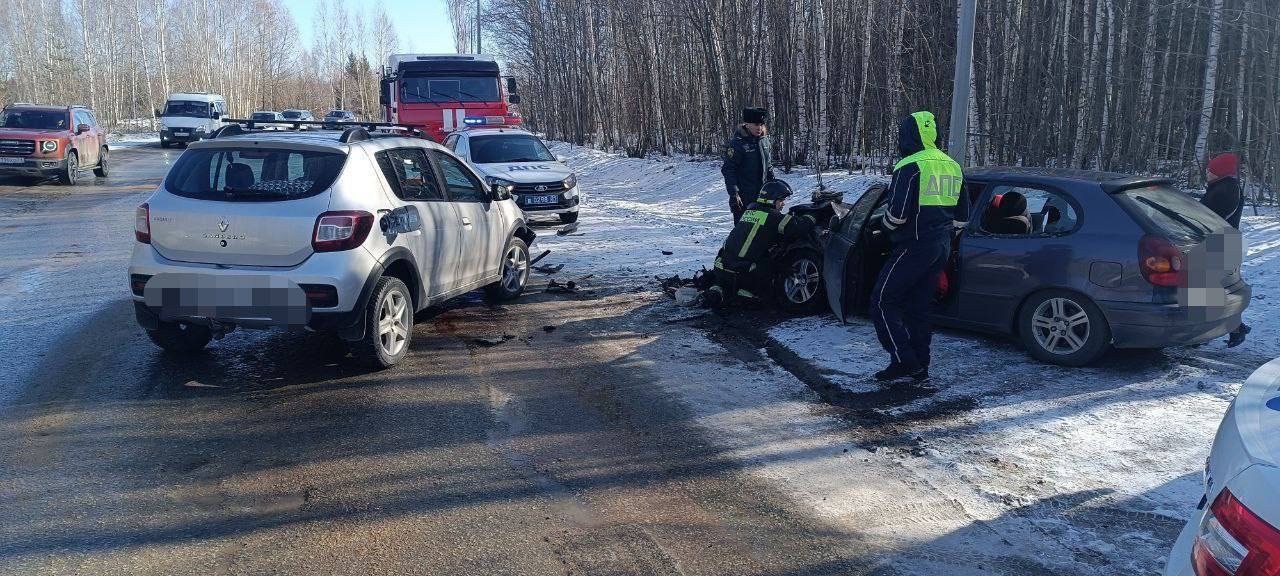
[75, 123, 90, 135]
[506, 77, 518, 93]
[492, 183, 512, 201]
[507, 94, 521, 105]
[211, 111, 221, 119]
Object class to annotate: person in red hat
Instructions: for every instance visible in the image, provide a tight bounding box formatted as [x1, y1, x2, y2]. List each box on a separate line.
[1200, 152, 1250, 346]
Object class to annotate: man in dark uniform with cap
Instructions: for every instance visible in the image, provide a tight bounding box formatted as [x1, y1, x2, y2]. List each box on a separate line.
[721, 107, 775, 223]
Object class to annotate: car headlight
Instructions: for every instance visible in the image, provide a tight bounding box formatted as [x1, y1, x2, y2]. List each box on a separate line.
[562, 174, 577, 190]
[40, 140, 57, 153]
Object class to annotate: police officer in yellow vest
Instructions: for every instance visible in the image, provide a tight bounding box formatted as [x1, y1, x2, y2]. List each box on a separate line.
[870, 111, 970, 382]
[704, 180, 815, 308]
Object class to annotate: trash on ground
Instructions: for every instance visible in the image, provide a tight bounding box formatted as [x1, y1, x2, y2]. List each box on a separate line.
[183, 380, 222, 389]
[533, 263, 564, 274]
[474, 335, 515, 346]
[546, 279, 578, 293]
[542, 325, 557, 333]
[661, 250, 674, 255]
[674, 287, 701, 306]
[529, 249, 551, 267]
[556, 222, 580, 235]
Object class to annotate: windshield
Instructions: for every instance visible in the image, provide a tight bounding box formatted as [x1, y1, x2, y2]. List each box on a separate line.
[251, 112, 278, 121]
[401, 75, 500, 104]
[470, 135, 555, 164]
[1, 109, 69, 130]
[326, 110, 349, 118]
[164, 100, 211, 118]
[281, 110, 305, 120]
[164, 147, 346, 202]
[1114, 185, 1227, 244]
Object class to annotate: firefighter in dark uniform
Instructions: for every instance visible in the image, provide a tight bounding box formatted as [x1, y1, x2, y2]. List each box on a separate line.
[704, 180, 815, 308]
[722, 107, 775, 223]
[869, 111, 970, 382]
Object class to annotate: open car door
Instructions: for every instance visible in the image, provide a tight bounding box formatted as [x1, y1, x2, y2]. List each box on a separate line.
[824, 185, 887, 322]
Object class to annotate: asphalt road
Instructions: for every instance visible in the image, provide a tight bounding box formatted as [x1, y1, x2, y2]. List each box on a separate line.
[0, 145, 867, 575]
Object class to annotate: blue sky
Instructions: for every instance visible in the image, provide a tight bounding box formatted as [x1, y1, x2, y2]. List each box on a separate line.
[280, 0, 457, 54]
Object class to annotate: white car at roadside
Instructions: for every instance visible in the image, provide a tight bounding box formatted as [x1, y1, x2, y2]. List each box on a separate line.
[1164, 357, 1280, 576]
[444, 127, 581, 224]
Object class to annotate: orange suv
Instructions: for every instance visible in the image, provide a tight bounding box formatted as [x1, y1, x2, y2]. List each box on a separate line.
[0, 104, 109, 185]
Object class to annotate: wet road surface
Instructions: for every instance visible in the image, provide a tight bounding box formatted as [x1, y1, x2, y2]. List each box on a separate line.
[0, 146, 868, 574]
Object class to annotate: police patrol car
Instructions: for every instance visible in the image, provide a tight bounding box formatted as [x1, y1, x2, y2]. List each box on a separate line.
[444, 126, 581, 223]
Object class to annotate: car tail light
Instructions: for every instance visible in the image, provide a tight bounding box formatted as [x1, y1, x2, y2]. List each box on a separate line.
[312, 211, 374, 252]
[135, 203, 151, 244]
[1192, 489, 1280, 575]
[1139, 234, 1184, 287]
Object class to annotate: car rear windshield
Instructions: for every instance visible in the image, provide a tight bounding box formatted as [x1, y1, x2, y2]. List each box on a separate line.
[281, 110, 303, 119]
[470, 135, 555, 164]
[1, 109, 68, 130]
[251, 112, 278, 121]
[1113, 185, 1227, 244]
[164, 147, 346, 202]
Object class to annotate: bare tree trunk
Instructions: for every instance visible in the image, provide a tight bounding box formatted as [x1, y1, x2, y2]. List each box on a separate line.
[1193, 0, 1225, 169]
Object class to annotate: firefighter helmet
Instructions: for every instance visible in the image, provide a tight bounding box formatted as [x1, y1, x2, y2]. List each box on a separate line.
[757, 180, 793, 203]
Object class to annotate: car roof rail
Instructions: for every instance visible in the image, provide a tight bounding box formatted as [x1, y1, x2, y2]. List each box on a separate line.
[339, 127, 370, 143]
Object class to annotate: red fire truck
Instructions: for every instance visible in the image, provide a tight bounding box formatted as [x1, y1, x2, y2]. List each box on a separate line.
[379, 54, 522, 142]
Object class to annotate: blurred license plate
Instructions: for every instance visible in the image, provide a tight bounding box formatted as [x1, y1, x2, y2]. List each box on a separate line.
[173, 131, 189, 136]
[0, 157, 23, 164]
[525, 195, 557, 205]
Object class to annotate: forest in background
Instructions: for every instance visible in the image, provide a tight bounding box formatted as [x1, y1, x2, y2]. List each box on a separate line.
[0, 0, 1275, 195]
[0, 0, 400, 126]
[479, 0, 1278, 193]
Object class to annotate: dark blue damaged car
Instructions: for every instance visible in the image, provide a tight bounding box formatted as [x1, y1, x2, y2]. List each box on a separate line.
[823, 167, 1251, 366]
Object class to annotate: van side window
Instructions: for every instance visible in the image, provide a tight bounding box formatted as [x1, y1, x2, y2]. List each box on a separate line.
[375, 148, 445, 201]
[430, 151, 485, 202]
[980, 185, 1079, 236]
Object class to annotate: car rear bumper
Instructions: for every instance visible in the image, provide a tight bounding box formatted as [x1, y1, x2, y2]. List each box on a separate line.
[0, 157, 68, 176]
[1163, 509, 1198, 576]
[128, 243, 377, 333]
[1101, 282, 1251, 348]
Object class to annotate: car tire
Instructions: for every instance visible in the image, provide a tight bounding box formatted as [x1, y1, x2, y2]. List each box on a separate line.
[559, 212, 579, 224]
[159, 139, 170, 149]
[58, 151, 78, 185]
[1017, 289, 1111, 366]
[775, 248, 826, 314]
[146, 321, 212, 354]
[352, 276, 413, 369]
[485, 236, 530, 301]
[93, 147, 109, 177]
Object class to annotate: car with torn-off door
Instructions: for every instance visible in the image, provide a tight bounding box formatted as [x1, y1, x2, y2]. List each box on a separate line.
[445, 127, 581, 224]
[825, 167, 1249, 366]
[129, 123, 535, 368]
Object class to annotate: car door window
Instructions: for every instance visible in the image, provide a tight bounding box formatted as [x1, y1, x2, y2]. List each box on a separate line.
[73, 110, 90, 129]
[979, 185, 1079, 236]
[453, 137, 470, 159]
[431, 151, 486, 202]
[444, 134, 459, 150]
[375, 148, 446, 201]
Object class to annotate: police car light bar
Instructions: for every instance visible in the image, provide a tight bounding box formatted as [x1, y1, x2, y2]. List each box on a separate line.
[463, 117, 486, 126]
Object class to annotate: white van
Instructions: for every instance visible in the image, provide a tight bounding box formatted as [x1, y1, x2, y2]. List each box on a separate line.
[158, 93, 226, 148]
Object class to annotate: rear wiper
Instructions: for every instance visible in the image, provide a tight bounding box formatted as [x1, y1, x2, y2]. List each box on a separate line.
[221, 187, 284, 198]
[1135, 196, 1211, 234]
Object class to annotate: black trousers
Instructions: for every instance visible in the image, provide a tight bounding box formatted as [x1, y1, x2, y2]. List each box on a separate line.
[729, 193, 745, 223]
[869, 239, 948, 370]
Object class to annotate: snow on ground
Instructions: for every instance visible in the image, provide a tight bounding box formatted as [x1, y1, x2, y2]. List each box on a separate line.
[550, 141, 1279, 573]
[107, 132, 159, 149]
[536, 142, 882, 283]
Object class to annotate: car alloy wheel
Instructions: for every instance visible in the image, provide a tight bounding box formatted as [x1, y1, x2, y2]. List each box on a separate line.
[502, 244, 528, 292]
[1030, 296, 1091, 355]
[377, 288, 411, 357]
[784, 257, 820, 304]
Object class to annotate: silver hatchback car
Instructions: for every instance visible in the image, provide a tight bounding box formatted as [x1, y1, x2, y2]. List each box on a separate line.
[129, 126, 535, 368]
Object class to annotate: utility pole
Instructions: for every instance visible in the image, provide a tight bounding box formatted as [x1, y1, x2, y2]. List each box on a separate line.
[475, 0, 482, 53]
[947, 0, 977, 165]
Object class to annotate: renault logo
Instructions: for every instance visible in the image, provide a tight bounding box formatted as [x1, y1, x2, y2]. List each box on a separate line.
[218, 220, 229, 232]
[534, 185, 548, 192]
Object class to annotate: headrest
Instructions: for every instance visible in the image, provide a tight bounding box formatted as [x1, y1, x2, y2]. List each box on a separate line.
[225, 163, 254, 189]
[995, 191, 1028, 218]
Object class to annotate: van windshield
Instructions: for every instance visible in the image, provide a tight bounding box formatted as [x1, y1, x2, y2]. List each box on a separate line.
[1113, 185, 1227, 244]
[164, 147, 346, 202]
[164, 101, 211, 118]
[401, 76, 500, 104]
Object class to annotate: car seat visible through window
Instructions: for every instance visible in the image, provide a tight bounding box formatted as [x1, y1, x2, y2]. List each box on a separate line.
[982, 191, 1032, 235]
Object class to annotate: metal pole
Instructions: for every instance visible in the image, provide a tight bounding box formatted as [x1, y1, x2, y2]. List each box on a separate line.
[476, 0, 482, 53]
[947, 0, 977, 165]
